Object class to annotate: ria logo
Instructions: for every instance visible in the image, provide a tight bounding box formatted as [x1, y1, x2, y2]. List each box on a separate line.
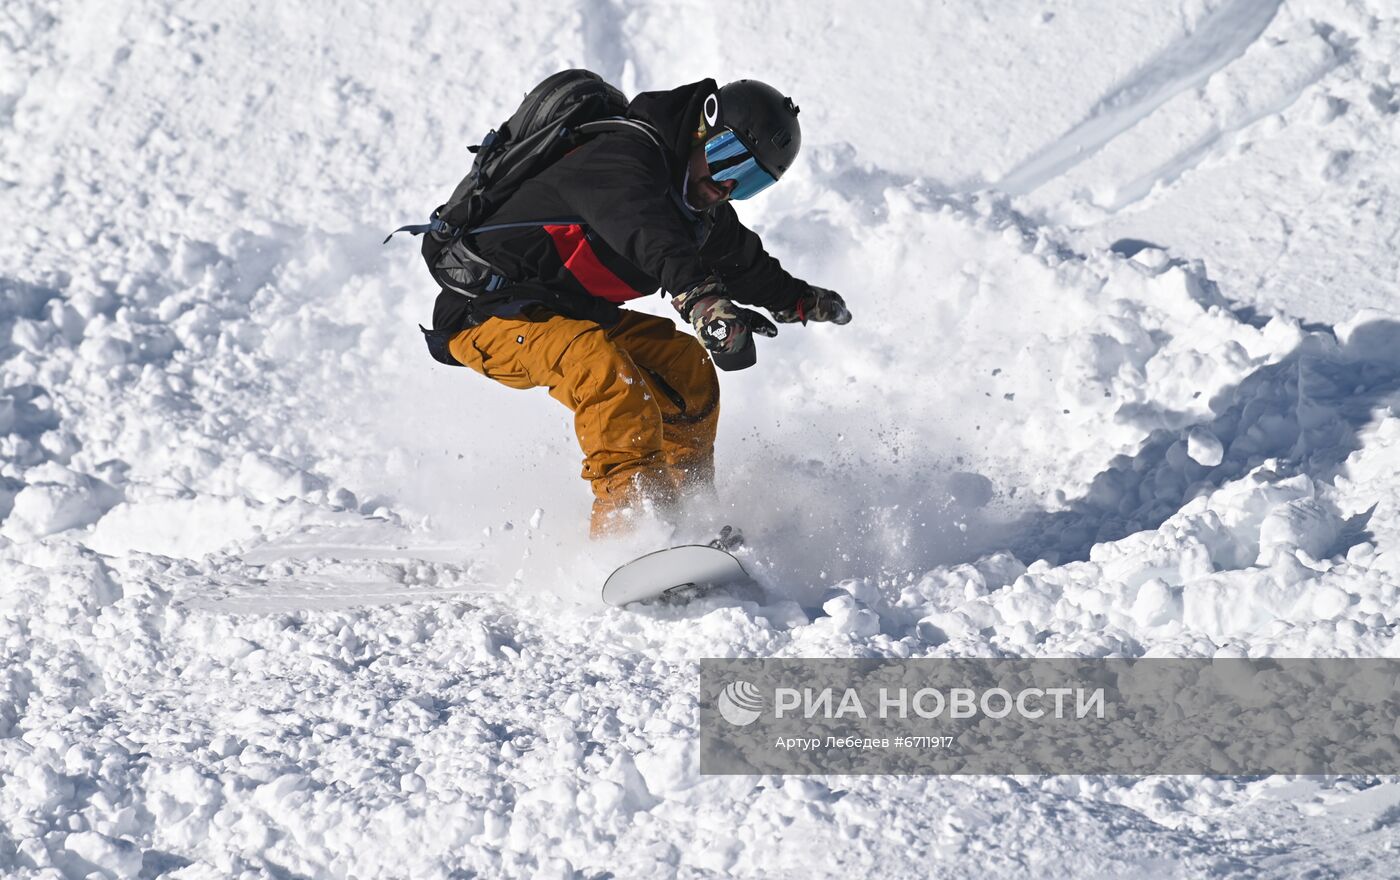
[718, 680, 764, 726]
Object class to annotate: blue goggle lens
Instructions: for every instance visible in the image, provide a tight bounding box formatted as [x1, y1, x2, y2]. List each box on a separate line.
[704, 130, 778, 200]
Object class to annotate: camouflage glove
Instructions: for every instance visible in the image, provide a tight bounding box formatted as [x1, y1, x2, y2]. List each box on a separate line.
[771, 285, 852, 325]
[672, 277, 778, 356]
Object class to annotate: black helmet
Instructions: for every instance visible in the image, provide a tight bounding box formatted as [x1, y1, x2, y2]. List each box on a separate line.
[702, 80, 801, 198]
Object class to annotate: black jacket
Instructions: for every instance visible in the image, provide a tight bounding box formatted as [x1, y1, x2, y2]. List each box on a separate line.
[434, 79, 808, 332]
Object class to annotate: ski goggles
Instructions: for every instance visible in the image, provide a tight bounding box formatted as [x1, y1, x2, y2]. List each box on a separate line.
[703, 129, 778, 200]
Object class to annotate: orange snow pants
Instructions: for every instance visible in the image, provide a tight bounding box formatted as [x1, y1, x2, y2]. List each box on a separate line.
[448, 309, 720, 536]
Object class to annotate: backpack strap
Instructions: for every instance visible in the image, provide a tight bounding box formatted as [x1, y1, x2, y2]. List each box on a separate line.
[470, 217, 585, 234]
[420, 324, 464, 366]
[382, 213, 461, 244]
[573, 117, 664, 147]
[573, 118, 668, 171]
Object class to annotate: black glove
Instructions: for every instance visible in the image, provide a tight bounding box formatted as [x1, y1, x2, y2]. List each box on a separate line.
[771, 285, 852, 325]
[673, 278, 778, 370]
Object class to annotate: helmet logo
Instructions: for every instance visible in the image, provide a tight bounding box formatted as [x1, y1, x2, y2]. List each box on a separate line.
[703, 93, 720, 127]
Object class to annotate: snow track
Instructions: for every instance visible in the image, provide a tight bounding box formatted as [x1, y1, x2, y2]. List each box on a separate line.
[1101, 42, 1338, 214]
[996, 0, 1284, 197]
[994, 0, 1400, 322]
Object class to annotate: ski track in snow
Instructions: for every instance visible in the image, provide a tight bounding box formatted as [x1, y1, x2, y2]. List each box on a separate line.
[1100, 47, 1338, 214]
[995, 0, 1284, 197]
[3, 0, 1400, 877]
[993, 0, 1400, 324]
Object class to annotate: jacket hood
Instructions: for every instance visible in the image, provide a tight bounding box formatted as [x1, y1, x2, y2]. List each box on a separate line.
[626, 78, 718, 187]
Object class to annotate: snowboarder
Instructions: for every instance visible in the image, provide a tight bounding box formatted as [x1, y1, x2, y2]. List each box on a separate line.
[430, 77, 851, 536]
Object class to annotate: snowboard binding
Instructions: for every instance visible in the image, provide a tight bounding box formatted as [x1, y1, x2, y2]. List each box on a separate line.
[707, 525, 745, 552]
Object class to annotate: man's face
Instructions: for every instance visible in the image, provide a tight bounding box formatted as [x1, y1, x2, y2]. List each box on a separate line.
[686, 145, 737, 210]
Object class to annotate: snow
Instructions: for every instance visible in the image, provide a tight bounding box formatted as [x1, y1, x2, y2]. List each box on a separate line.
[4, 0, 1400, 877]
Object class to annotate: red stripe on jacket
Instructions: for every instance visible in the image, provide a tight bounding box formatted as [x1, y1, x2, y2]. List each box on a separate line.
[543, 224, 643, 303]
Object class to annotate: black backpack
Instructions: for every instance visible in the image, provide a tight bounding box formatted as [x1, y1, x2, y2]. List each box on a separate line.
[388, 69, 663, 302]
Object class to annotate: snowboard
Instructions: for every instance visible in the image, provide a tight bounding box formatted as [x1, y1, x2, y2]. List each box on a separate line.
[601, 544, 748, 606]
